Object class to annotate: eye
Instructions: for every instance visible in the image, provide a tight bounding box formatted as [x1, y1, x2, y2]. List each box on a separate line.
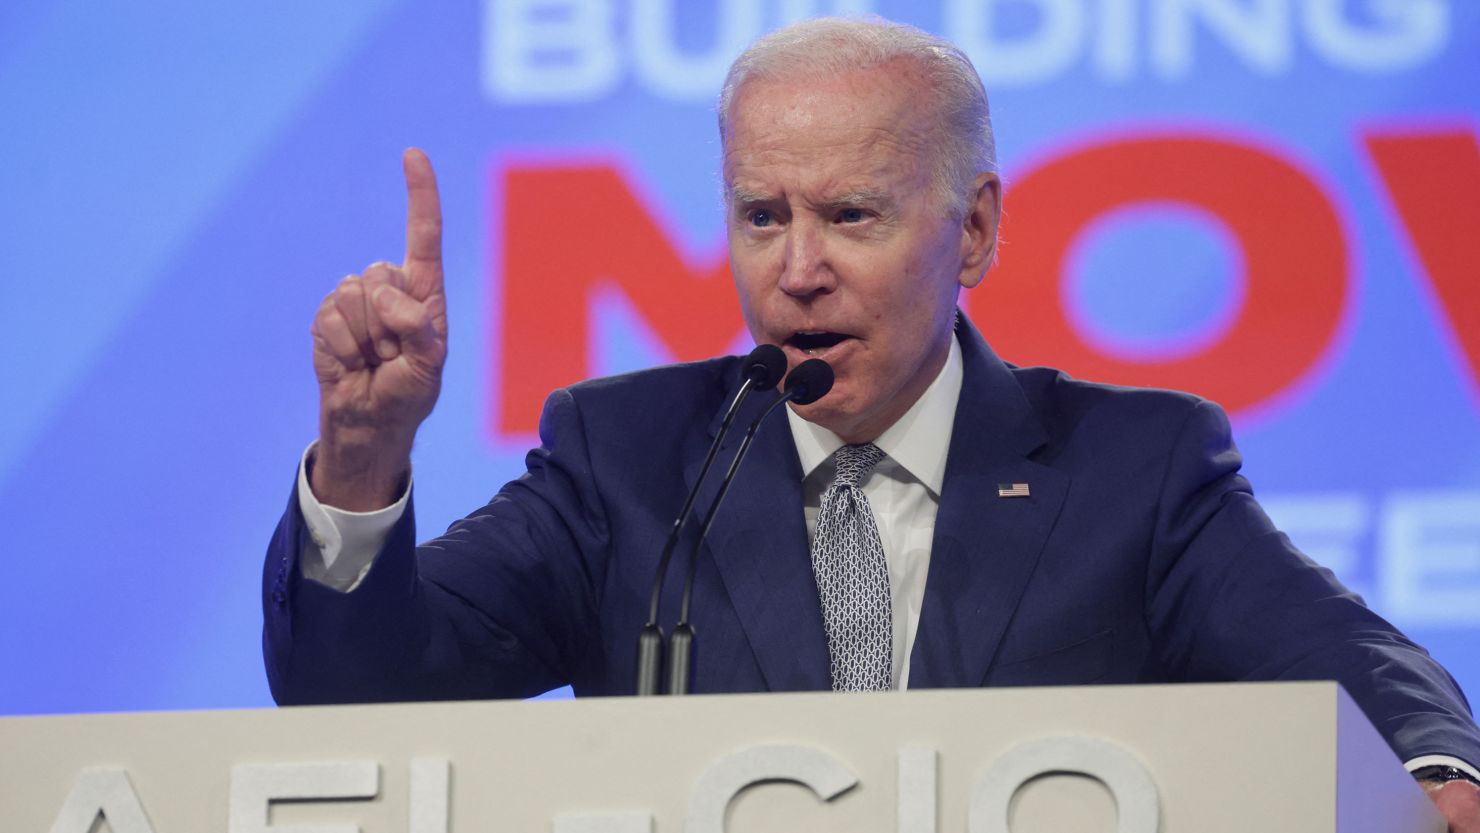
[745, 209, 775, 228]
[836, 208, 866, 224]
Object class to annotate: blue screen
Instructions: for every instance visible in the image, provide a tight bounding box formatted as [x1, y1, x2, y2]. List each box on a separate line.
[2, 0, 1477, 715]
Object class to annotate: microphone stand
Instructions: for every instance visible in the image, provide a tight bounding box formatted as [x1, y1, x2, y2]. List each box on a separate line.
[665, 359, 834, 695]
[634, 345, 785, 695]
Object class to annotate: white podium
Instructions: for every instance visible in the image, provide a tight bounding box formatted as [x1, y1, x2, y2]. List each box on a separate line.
[0, 681, 1445, 832]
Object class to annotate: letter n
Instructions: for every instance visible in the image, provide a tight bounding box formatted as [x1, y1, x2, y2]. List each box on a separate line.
[495, 163, 744, 436]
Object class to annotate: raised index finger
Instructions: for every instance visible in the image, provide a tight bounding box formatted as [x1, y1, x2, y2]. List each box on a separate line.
[402, 147, 443, 300]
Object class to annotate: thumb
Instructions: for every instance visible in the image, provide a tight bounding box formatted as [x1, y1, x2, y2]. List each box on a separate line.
[374, 284, 442, 358]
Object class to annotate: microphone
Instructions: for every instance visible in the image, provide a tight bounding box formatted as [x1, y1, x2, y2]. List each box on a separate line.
[665, 358, 834, 695]
[779, 358, 835, 406]
[634, 344, 787, 696]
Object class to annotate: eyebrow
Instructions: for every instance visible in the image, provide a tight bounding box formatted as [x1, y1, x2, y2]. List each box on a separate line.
[726, 185, 774, 207]
[826, 188, 895, 210]
[725, 185, 896, 211]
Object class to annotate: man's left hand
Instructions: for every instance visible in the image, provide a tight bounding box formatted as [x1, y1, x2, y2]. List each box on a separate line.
[1424, 779, 1480, 832]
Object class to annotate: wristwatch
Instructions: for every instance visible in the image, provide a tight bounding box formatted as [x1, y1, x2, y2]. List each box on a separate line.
[1412, 765, 1480, 786]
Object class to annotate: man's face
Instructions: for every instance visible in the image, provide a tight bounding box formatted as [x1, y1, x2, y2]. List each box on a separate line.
[723, 65, 1000, 443]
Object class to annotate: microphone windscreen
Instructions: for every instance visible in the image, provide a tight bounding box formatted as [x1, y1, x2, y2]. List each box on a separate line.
[743, 344, 787, 391]
[784, 359, 834, 405]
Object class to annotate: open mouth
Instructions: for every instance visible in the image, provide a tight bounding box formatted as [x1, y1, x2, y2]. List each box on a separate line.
[787, 331, 851, 355]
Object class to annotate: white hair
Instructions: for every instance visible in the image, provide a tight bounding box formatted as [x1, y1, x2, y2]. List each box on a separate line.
[718, 16, 997, 218]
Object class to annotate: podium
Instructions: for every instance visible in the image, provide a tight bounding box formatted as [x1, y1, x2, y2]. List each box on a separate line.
[0, 681, 1445, 832]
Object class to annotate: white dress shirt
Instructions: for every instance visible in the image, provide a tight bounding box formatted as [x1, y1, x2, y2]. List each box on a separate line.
[295, 452, 404, 592]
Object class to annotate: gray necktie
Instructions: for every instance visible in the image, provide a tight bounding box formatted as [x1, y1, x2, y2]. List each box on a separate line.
[811, 443, 892, 691]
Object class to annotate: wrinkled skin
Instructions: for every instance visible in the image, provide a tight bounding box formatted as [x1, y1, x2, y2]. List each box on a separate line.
[722, 63, 1000, 444]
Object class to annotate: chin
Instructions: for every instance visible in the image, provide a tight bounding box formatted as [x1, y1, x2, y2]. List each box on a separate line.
[789, 396, 839, 425]
[791, 389, 866, 438]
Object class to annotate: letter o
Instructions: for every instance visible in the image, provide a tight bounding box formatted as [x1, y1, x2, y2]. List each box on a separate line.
[969, 736, 1160, 833]
[966, 134, 1348, 415]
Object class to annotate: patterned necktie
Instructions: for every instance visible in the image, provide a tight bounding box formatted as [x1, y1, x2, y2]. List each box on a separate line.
[811, 442, 892, 691]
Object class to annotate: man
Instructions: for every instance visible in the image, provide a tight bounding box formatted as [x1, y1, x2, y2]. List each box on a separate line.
[265, 17, 1480, 827]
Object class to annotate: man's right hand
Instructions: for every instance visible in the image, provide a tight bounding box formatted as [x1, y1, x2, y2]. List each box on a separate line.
[309, 148, 447, 511]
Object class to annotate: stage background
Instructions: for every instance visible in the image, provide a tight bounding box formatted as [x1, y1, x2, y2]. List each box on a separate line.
[2, 0, 1477, 715]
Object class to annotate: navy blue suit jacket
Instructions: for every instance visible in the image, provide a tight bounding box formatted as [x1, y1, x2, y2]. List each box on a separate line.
[264, 313, 1480, 765]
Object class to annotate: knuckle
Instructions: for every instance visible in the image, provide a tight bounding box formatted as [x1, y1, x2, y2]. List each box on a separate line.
[319, 322, 349, 348]
[365, 265, 405, 290]
[332, 292, 365, 326]
[411, 217, 443, 241]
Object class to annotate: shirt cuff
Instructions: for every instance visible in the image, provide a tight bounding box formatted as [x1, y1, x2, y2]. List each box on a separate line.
[1405, 755, 1480, 782]
[296, 442, 410, 592]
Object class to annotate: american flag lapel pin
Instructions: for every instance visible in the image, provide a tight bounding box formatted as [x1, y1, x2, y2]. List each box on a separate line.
[997, 482, 1031, 498]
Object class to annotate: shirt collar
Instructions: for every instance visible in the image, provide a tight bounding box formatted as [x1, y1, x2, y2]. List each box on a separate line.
[786, 334, 963, 497]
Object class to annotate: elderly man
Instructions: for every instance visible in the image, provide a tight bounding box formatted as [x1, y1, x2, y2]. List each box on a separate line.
[265, 16, 1480, 828]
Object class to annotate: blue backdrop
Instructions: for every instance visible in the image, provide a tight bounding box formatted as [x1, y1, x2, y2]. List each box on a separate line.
[2, 0, 1477, 715]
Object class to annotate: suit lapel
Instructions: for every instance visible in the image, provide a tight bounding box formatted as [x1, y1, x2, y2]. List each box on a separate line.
[908, 314, 1069, 689]
[685, 389, 831, 692]
[686, 312, 1067, 692]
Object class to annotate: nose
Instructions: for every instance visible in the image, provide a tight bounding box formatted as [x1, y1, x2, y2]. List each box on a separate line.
[777, 221, 835, 298]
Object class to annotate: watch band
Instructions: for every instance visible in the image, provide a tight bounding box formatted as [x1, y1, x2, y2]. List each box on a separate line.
[1411, 765, 1480, 786]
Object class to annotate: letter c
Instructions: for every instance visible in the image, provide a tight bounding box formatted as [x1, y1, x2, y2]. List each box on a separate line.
[685, 743, 858, 833]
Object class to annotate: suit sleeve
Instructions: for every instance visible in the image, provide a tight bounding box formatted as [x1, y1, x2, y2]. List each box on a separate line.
[1144, 399, 1480, 766]
[262, 387, 607, 704]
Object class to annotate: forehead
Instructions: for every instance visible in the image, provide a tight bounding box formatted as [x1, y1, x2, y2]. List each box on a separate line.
[722, 67, 934, 196]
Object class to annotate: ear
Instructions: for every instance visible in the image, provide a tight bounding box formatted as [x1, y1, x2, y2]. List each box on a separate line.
[958, 172, 1002, 290]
